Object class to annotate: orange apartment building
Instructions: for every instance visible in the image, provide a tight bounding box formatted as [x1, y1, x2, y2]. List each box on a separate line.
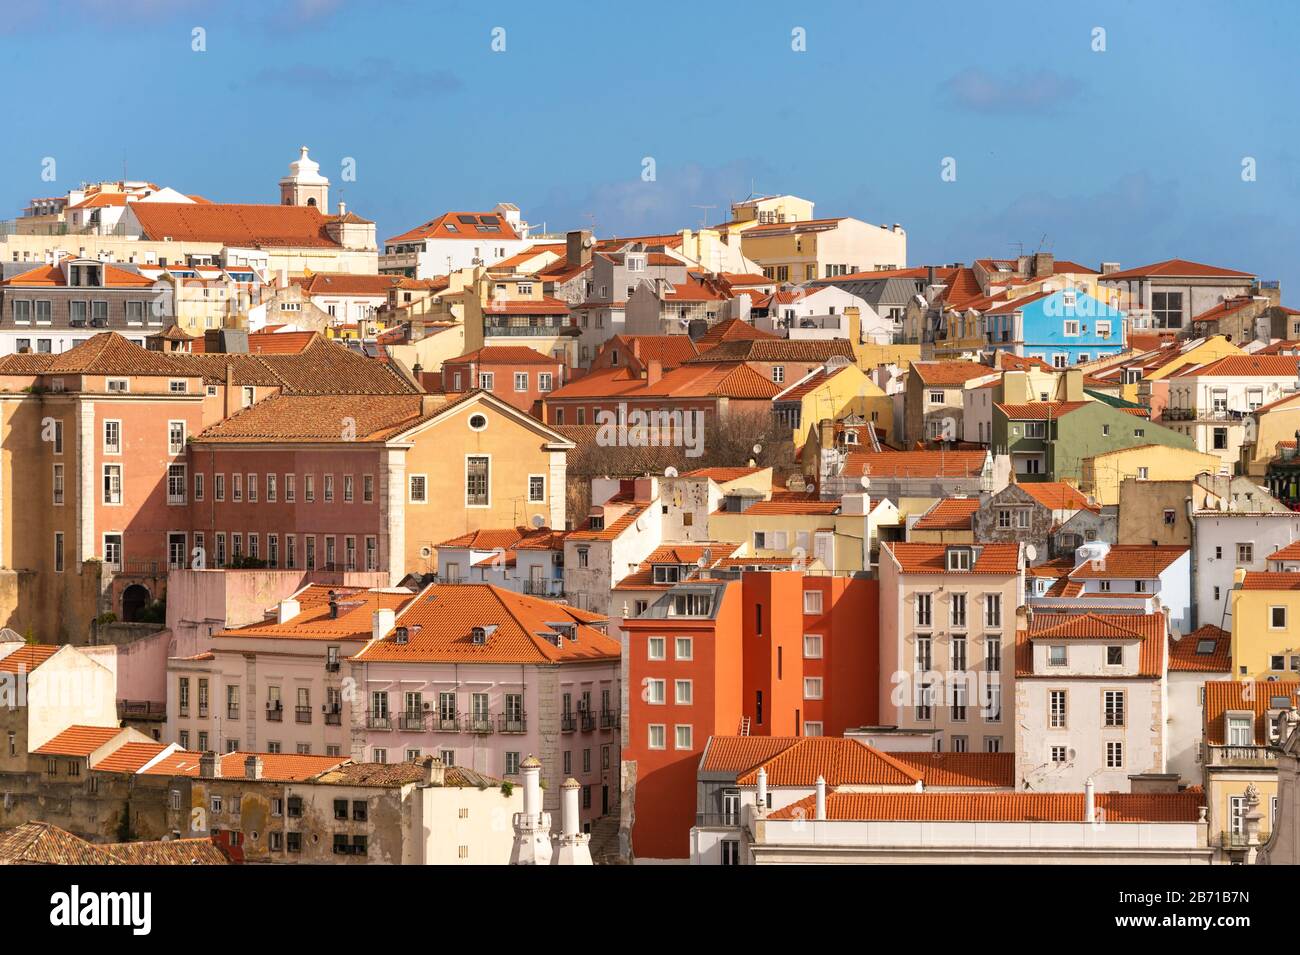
[622, 569, 878, 860]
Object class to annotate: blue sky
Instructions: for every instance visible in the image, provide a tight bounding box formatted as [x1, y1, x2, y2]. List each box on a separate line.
[4, 0, 1298, 292]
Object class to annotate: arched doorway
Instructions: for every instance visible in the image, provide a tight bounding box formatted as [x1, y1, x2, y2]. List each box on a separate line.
[122, 584, 151, 622]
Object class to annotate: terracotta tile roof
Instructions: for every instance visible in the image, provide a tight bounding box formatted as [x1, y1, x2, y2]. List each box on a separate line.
[313, 761, 432, 787]
[688, 337, 854, 364]
[1068, 544, 1187, 579]
[741, 216, 847, 235]
[0, 823, 123, 865]
[444, 346, 561, 366]
[291, 273, 398, 296]
[482, 296, 571, 315]
[1204, 680, 1300, 745]
[32, 725, 123, 757]
[2, 260, 154, 288]
[1168, 625, 1231, 673]
[1172, 354, 1300, 379]
[768, 790, 1205, 822]
[911, 362, 995, 387]
[699, 736, 801, 774]
[0, 645, 59, 674]
[169, 336, 418, 393]
[1099, 258, 1253, 281]
[995, 401, 1090, 420]
[1241, 571, 1300, 590]
[774, 365, 851, 402]
[694, 318, 781, 350]
[131, 202, 344, 248]
[1020, 612, 1167, 677]
[351, 583, 620, 665]
[1017, 481, 1094, 511]
[739, 492, 840, 516]
[0, 332, 197, 378]
[1266, 541, 1300, 561]
[883, 541, 1020, 575]
[735, 738, 922, 787]
[1026, 556, 1076, 579]
[941, 267, 985, 310]
[101, 839, 231, 865]
[984, 289, 1057, 315]
[569, 502, 649, 541]
[682, 466, 765, 483]
[140, 750, 347, 781]
[194, 393, 431, 443]
[846, 449, 988, 479]
[913, 498, 980, 531]
[217, 586, 412, 642]
[244, 330, 318, 355]
[437, 526, 550, 550]
[1191, 296, 1258, 323]
[92, 742, 169, 774]
[604, 334, 700, 369]
[883, 751, 1016, 788]
[387, 210, 522, 244]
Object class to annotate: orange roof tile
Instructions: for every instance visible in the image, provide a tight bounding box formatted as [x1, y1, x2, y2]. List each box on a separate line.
[1171, 355, 1300, 378]
[995, 401, 1090, 420]
[444, 346, 562, 366]
[1068, 544, 1187, 579]
[1267, 541, 1300, 562]
[33, 726, 123, 757]
[735, 738, 922, 787]
[1017, 481, 1094, 512]
[913, 498, 980, 531]
[699, 736, 801, 774]
[1099, 258, 1253, 281]
[682, 466, 765, 483]
[130, 202, 344, 248]
[140, 750, 347, 781]
[847, 449, 988, 479]
[0, 644, 59, 674]
[882, 751, 1016, 788]
[911, 362, 997, 386]
[884, 542, 1020, 575]
[1241, 571, 1300, 590]
[769, 790, 1205, 822]
[351, 584, 620, 665]
[387, 211, 522, 245]
[1167, 625, 1231, 673]
[1204, 680, 1300, 745]
[93, 742, 169, 774]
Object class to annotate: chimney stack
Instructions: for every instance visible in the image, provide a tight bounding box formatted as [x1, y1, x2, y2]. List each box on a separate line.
[521, 755, 543, 825]
[566, 230, 592, 268]
[277, 598, 300, 624]
[424, 755, 446, 786]
[646, 358, 663, 386]
[328, 590, 338, 619]
[1085, 778, 1096, 823]
[814, 775, 827, 820]
[372, 607, 396, 641]
[1033, 252, 1054, 278]
[199, 751, 221, 779]
[756, 766, 768, 811]
[561, 777, 581, 838]
[244, 755, 263, 780]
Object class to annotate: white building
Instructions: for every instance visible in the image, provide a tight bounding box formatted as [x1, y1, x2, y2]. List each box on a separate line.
[1015, 610, 1168, 793]
[381, 204, 535, 279]
[1193, 510, 1300, 631]
[1165, 625, 1232, 785]
[1028, 542, 1191, 636]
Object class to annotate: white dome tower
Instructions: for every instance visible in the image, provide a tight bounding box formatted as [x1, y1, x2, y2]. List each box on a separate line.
[279, 145, 329, 209]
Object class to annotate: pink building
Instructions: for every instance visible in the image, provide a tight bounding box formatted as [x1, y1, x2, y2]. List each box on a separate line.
[349, 582, 622, 829]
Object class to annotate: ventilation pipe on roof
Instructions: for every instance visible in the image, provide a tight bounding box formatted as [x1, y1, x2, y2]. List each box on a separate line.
[327, 590, 338, 619]
[244, 755, 263, 781]
[1085, 778, 1096, 824]
[199, 751, 221, 779]
[814, 775, 827, 820]
[756, 766, 768, 811]
[561, 777, 581, 838]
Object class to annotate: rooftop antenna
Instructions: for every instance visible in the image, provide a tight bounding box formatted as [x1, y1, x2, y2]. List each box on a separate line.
[691, 204, 716, 229]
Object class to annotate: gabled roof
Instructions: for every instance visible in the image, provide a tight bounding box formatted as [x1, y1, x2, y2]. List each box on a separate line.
[882, 751, 1016, 788]
[1267, 541, 1300, 562]
[386, 210, 521, 245]
[0, 823, 123, 865]
[1017, 481, 1094, 512]
[291, 273, 398, 296]
[0, 644, 59, 674]
[694, 318, 781, 350]
[140, 751, 348, 781]
[1068, 544, 1187, 579]
[911, 361, 997, 386]
[1170, 355, 1300, 378]
[1098, 258, 1253, 281]
[443, 346, 561, 366]
[2, 260, 154, 288]
[686, 338, 855, 364]
[1241, 572, 1300, 591]
[33, 725, 124, 757]
[0, 332, 198, 378]
[734, 738, 922, 787]
[100, 839, 231, 865]
[92, 742, 171, 774]
[995, 401, 1090, 420]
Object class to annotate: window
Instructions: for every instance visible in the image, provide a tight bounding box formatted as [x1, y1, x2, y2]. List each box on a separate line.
[232, 473, 243, 502]
[915, 593, 932, 627]
[1106, 645, 1123, 666]
[984, 594, 1002, 628]
[168, 420, 186, 455]
[167, 464, 186, 504]
[538, 373, 553, 392]
[946, 548, 972, 571]
[1151, 291, 1183, 328]
[514, 372, 528, 392]
[1048, 645, 1067, 667]
[53, 532, 64, 573]
[647, 636, 665, 660]
[803, 590, 823, 614]
[675, 637, 692, 660]
[52, 463, 64, 505]
[929, 390, 945, 404]
[1271, 606, 1287, 629]
[362, 474, 373, 503]
[950, 593, 967, 628]
[985, 636, 1001, 672]
[103, 420, 121, 454]
[1104, 690, 1125, 727]
[466, 456, 489, 506]
[772, 366, 785, 384]
[323, 474, 333, 503]
[1051, 745, 1068, 764]
[102, 465, 122, 505]
[266, 473, 277, 502]
[648, 725, 666, 749]
[646, 679, 665, 704]
[1213, 427, 1229, 451]
[409, 474, 427, 503]
[1238, 543, 1254, 565]
[304, 474, 315, 502]
[1049, 690, 1067, 728]
[194, 472, 204, 501]
[1063, 320, 1080, 336]
[803, 634, 822, 658]
[528, 475, 545, 503]
[674, 725, 693, 750]
[803, 678, 823, 700]
[674, 680, 692, 705]
[285, 474, 296, 502]
[1227, 715, 1253, 746]
[1105, 740, 1124, 768]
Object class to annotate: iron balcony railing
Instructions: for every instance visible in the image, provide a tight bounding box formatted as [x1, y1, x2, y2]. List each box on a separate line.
[579, 711, 596, 732]
[295, 706, 313, 724]
[324, 708, 342, 726]
[696, 811, 743, 828]
[367, 713, 393, 730]
[560, 713, 577, 733]
[600, 708, 618, 729]
[464, 712, 494, 735]
[266, 703, 283, 722]
[523, 578, 565, 597]
[498, 713, 527, 734]
[398, 711, 426, 731]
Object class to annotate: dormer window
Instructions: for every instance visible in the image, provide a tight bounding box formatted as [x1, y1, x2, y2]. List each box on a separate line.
[671, 593, 713, 616]
[470, 627, 487, 645]
[394, 627, 409, 645]
[589, 516, 605, 531]
[652, 565, 681, 584]
[946, 547, 973, 572]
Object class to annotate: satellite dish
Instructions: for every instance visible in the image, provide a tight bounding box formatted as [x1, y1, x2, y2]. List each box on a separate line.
[531, 514, 546, 529]
[860, 475, 871, 490]
[664, 466, 679, 478]
[1025, 544, 1037, 562]
[635, 516, 646, 531]
[753, 444, 763, 455]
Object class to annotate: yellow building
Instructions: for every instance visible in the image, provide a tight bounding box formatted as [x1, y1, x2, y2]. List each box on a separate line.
[1242, 392, 1300, 477]
[773, 361, 891, 447]
[707, 495, 870, 573]
[1228, 572, 1300, 680]
[1080, 444, 1225, 506]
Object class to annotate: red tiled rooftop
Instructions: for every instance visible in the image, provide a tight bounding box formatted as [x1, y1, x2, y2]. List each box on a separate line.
[913, 498, 980, 531]
[883, 542, 1020, 575]
[768, 790, 1205, 822]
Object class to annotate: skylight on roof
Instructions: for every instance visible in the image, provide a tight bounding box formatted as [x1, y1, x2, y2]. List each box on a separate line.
[456, 215, 479, 225]
[1271, 696, 1293, 709]
[1195, 638, 1217, 654]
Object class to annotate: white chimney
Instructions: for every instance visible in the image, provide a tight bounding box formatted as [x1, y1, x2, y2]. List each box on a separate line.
[521, 755, 542, 824]
[372, 607, 395, 641]
[1085, 778, 1096, 824]
[756, 766, 768, 810]
[338, 200, 347, 217]
[561, 777, 580, 837]
[277, 598, 300, 624]
[509, 755, 554, 865]
[814, 775, 827, 821]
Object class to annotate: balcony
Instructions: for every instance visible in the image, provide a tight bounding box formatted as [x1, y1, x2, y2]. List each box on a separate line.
[266, 703, 283, 722]
[324, 708, 342, 726]
[579, 711, 596, 732]
[118, 700, 166, 722]
[434, 575, 467, 585]
[1220, 830, 1272, 848]
[483, 323, 580, 338]
[227, 706, 240, 721]
[1205, 743, 1277, 766]
[325, 661, 340, 673]
[398, 711, 426, 731]
[560, 713, 577, 733]
[434, 715, 460, 732]
[464, 713, 494, 735]
[1163, 407, 1250, 423]
[367, 713, 393, 731]
[600, 709, 618, 730]
[295, 706, 313, 724]
[696, 811, 743, 828]
[522, 578, 565, 597]
[498, 713, 527, 734]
